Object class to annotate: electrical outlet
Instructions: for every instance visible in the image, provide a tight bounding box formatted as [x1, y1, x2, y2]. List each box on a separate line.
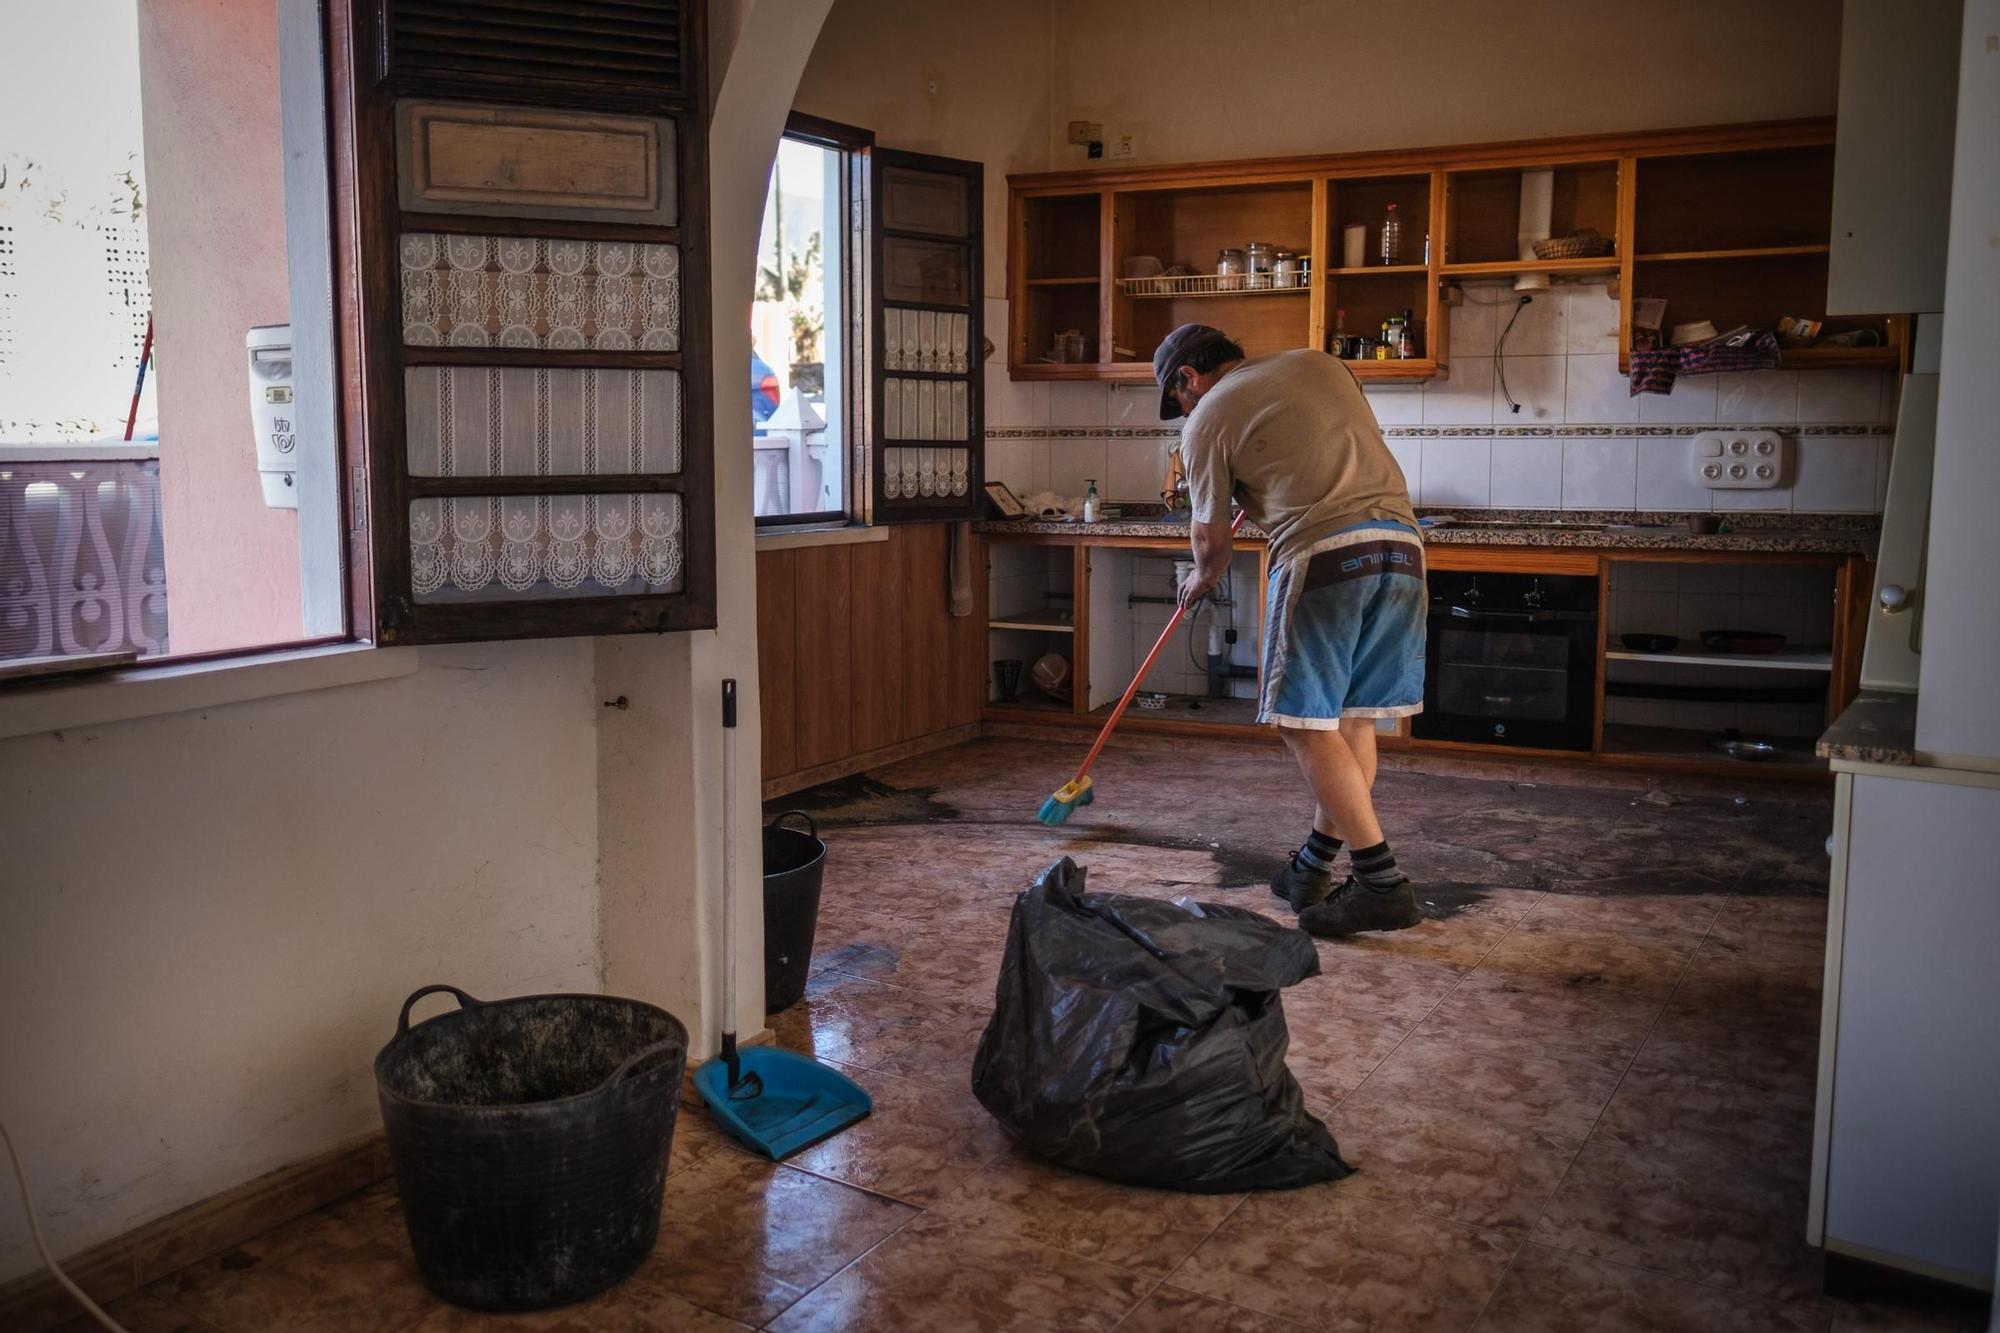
[1066, 120, 1102, 146]
[1689, 430, 1787, 489]
[1111, 135, 1134, 159]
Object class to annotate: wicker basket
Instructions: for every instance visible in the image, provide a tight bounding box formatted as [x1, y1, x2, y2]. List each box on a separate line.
[1532, 230, 1614, 260]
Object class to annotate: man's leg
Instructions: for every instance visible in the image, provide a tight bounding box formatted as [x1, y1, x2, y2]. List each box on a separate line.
[1286, 719, 1419, 938]
[1280, 725, 1382, 851]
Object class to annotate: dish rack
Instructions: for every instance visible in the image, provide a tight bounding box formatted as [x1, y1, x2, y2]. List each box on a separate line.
[1115, 272, 1313, 299]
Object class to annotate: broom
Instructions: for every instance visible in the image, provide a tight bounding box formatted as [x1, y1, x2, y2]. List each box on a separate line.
[1037, 510, 1246, 826]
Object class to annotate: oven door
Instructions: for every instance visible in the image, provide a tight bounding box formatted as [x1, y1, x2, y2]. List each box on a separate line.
[1415, 605, 1597, 750]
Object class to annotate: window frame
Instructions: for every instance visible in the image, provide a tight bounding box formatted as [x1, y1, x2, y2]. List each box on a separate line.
[333, 0, 716, 648]
[753, 112, 875, 532]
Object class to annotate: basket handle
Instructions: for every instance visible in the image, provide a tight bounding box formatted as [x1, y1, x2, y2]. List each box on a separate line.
[769, 809, 818, 840]
[396, 984, 482, 1037]
[601, 1037, 683, 1089]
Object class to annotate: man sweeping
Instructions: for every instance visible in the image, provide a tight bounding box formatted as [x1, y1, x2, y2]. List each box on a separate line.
[1159, 324, 1426, 937]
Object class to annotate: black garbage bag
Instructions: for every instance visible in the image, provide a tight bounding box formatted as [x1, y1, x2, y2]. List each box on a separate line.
[971, 856, 1352, 1192]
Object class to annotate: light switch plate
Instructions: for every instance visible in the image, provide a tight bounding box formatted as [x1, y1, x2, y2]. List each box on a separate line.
[1690, 429, 1787, 489]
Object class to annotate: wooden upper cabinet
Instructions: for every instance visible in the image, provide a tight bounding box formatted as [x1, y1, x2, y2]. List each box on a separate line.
[1007, 119, 1909, 385]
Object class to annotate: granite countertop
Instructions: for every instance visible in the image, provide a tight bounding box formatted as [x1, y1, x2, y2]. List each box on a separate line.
[1817, 689, 1918, 765]
[974, 509, 1879, 556]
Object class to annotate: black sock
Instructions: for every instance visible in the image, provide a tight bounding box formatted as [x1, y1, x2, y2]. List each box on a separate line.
[1293, 828, 1342, 874]
[1350, 841, 1408, 891]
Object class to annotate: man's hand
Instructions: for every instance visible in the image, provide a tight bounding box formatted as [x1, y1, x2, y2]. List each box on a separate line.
[1179, 514, 1236, 609]
[1176, 566, 1217, 609]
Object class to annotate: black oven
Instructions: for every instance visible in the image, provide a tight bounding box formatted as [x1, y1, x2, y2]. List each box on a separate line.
[1412, 571, 1598, 751]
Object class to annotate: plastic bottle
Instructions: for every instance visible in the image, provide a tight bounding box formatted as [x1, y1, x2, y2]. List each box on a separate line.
[1381, 203, 1402, 265]
[1082, 478, 1099, 523]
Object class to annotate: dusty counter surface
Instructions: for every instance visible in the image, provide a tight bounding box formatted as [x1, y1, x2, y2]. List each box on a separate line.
[1817, 689, 1919, 765]
[974, 508, 1880, 556]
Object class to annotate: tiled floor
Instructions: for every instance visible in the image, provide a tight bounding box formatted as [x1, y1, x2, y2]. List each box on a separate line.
[64, 739, 1992, 1332]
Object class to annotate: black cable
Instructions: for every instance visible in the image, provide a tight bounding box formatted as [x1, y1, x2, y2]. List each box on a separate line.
[1495, 294, 1532, 415]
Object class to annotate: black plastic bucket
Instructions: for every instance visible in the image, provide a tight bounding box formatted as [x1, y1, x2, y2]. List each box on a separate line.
[763, 811, 827, 1015]
[374, 985, 687, 1311]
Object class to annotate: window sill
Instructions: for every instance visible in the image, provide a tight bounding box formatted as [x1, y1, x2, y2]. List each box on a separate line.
[0, 643, 421, 742]
[754, 523, 889, 553]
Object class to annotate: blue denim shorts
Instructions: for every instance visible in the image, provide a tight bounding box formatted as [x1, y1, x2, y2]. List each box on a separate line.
[1258, 522, 1427, 728]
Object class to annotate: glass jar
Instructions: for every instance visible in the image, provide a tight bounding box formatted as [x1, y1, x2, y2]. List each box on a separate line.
[1272, 249, 1300, 288]
[1244, 241, 1274, 289]
[1216, 247, 1247, 291]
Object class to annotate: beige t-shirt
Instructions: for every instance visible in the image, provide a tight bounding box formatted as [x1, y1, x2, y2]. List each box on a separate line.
[1181, 349, 1419, 565]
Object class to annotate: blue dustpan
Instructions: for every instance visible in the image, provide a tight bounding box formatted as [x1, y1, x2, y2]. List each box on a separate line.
[698, 680, 872, 1162]
[694, 1042, 872, 1160]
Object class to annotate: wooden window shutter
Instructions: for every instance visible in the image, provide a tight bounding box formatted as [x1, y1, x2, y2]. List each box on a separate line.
[869, 148, 984, 524]
[332, 0, 715, 644]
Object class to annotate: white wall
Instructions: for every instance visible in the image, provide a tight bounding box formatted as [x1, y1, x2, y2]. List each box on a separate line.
[1049, 0, 1840, 168]
[0, 642, 603, 1279]
[1915, 0, 2000, 767]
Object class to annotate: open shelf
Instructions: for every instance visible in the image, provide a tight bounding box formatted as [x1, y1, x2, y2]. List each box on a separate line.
[1445, 160, 1619, 266]
[1633, 146, 1834, 254]
[1605, 649, 1831, 671]
[1091, 692, 1261, 728]
[1346, 358, 1439, 381]
[1778, 345, 1900, 370]
[1634, 244, 1831, 264]
[1602, 722, 1826, 771]
[1442, 255, 1620, 277]
[1024, 276, 1098, 286]
[1327, 264, 1428, 277]
[989, 694, 1073, 715]
[989, 607, 1075, 633]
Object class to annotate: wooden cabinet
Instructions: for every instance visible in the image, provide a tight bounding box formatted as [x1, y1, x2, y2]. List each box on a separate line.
[1008, 118, 1908, 385]
[980, 529, 1872, 780]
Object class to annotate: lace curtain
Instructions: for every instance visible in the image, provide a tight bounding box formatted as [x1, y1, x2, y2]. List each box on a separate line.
[400, 233, 681, 350]
[410, 493, 683, 601]
[404, 367, 681, 477]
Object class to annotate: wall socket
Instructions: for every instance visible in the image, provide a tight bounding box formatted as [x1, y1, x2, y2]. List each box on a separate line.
[1111, 134, 1134, 158]
[1689, 430, 1787, 489]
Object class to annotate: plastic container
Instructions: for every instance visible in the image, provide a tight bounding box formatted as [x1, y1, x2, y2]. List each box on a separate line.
[376, 987, 687, 1311]
[1216, 247, 1247, 290]
[763, 811, 828, 1014]
[1380, 204, 1402, 265]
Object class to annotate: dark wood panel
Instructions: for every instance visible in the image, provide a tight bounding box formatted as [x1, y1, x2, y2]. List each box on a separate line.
[848, 536, 905, 754]
[950, 531, 988, 726]
[756, 548, 798, 778]
[792, 544, 854, 771]
[901, 524, 955, 738]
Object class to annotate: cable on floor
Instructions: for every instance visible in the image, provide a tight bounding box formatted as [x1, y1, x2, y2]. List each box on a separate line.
[1, 1117, 132, 1333]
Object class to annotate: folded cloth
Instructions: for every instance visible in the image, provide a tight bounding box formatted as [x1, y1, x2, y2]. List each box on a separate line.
[1629, 329, 1782, 395]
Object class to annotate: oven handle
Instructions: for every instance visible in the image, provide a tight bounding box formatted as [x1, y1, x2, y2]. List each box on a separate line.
[1442, 605, 1559, 623]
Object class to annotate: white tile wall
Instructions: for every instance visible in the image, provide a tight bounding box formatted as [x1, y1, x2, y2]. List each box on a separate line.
[1561, 437, 1638, 509]
[1489, 437, 1563, 507]
[979, 283, 1896, 511]
[1420, 437, 1492, 507]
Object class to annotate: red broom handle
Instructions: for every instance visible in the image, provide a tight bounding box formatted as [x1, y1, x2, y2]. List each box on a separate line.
[1068, 509, 1247, 783]
[124, 312, 154, 442]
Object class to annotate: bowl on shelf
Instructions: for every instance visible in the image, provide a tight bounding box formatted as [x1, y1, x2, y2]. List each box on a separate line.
[1685, 514, 1721, 535]
[1699, 629, 1787, 655]
[1620, 633, 1679, 654]
[1711, 732, 1780, 762]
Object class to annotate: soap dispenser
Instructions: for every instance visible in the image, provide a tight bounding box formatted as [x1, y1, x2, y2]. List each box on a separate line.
[1082, 478, 1099, 523]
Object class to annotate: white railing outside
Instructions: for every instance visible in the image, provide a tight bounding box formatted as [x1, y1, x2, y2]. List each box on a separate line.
[0, 444, 169, 660]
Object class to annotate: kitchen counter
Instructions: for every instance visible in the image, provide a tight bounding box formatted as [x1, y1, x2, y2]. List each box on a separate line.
[1817, 689, 1918, 765]
[975, 509, 1879, 556]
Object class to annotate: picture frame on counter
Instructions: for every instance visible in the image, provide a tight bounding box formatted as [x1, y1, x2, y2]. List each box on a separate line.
[984, 480, 1028, 519]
